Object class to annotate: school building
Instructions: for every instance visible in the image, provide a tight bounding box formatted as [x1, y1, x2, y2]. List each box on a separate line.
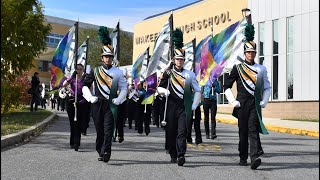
[132, 0, 319, 120]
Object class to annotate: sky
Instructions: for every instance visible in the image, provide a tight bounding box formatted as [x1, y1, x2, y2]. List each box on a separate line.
[41, 0, 200, 32]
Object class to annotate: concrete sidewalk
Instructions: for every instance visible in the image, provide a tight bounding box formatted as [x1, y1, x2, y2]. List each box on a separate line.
[215, 113, 319, 137]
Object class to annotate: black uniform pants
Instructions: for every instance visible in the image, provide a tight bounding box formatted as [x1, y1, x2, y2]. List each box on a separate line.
[166, 98, 187, 158]
[91, 99, 115, 156]
[66, 100, 89, 147]
[127, 99, 136, 128]
[235, 98, 260, 161]
[136, 103, 151, 134]
[203, 99, 218, 136]
[81, 103, 91, 134]
[116, 100, 126, 138]
[187, 105, 202, 141]
[152, 96, 165, 127]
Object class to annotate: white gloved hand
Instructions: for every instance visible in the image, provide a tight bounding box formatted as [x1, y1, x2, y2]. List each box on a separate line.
[192, 104, 198, 110]
[192, 92, 201, 110]
[260, 101, 267, 108]
[112, 98, 121, 105]
[225, 88, 240, 107]
[232, 100, 241, 108]
[157, 87, 170, 97]
[90, 96, 98, 103]
[82, 86, 98, 103]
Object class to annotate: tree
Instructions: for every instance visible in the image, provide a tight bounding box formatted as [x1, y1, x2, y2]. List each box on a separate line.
[78, 27, 133, 68]
[1, 0, 51, 80]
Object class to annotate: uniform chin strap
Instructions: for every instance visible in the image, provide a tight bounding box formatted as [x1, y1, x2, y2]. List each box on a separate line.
[192, 91, 201, 110]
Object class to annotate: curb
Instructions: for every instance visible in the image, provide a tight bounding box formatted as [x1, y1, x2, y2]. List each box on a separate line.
[216, 117, 319, 138]
[1, 112, 57, 149]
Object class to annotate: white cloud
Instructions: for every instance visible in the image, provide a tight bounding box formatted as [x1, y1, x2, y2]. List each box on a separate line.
[44, 7, 172, 32]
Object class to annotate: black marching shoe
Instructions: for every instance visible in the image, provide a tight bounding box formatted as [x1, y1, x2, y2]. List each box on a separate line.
[195, 139, 203, 145]
[177, 156, 185, 166]
[98, 156, 103, 161]
[206, 134, 210, 139]
[239, 159, 247, 166]
[145, 129, 150, 136]
[211, 135, 217, 140]
[170, 158, 177, 163]
[187, 138, 193, 144]
[257, 150, 264, 157]
[74, 145, 79, 151]
[103, 153, 111, 163]
[250, 158, 261, 170]
[118, 137, 124, 143]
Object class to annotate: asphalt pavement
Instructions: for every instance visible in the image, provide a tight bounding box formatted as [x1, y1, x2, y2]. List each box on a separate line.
[1, 110, 319, 180]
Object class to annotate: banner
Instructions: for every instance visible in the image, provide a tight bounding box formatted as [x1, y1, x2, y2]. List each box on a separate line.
[50, 24, 76, 89]
[146, 14, 173, 78]
[195, 17, 247, 86]
[131, 47, 149, 87]
[111, 22, 120, 66]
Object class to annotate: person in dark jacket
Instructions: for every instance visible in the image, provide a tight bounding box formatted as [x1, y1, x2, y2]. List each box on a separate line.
[30, 72, 41, 112]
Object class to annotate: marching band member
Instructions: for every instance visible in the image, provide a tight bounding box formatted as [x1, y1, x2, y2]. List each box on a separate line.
[157, 29, 201, 166]
[82, 26, 127, 163]
[62, 64, 89, 151]
[224, 40, 271, 169]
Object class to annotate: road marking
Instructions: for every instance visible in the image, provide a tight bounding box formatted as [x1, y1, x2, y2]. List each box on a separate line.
[187, 143, 222, 151]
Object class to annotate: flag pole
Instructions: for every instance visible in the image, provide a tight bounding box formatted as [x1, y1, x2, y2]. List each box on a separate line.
[84, 36, 89, 74]
[74, 21, 79, 122]
[117, 21, 120, 67]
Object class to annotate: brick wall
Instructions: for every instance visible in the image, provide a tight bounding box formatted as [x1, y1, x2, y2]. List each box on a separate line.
[217, 101, 319, 120]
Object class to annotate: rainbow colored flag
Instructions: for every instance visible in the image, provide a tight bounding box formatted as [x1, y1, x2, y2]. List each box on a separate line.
[131, 47, 149, 88]
[50, 25, 76, 90]
[141, 72, 157, 104]
[195, 17, 247, 86]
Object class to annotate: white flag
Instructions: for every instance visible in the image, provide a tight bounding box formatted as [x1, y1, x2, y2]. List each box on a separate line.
[146, 15, 172, 78]
[183, 40, 194, 71]
[65, 40, 87, 76]
[111, 22, 120, 66]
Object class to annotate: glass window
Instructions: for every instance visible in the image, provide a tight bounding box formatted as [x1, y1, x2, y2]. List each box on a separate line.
[259, 22, 265, 57]
[272, 19, 279, 100]
[258, 22, 265, 65]
[287, 17, 294, 99]
[272, 56, 278, 99]
[273, 20, 279, 54]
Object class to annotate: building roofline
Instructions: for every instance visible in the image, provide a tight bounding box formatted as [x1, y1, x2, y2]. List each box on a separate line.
[44, 15, 99, 29]
[143, 0, 204, 20]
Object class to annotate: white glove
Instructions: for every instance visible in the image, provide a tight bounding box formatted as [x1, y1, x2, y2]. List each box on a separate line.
[260, 101, 267, 108]
[112, 89, 127, 105]
[260, 88, 271, 108]
[192, 92, 201, 110]
[112, 98, 121, 105]
[232, 100, 241, 108]
[89, 96, 98, 103]
[192, 104, 198, 110]
[157, 87, 170, 97]
[82, 86, 98, 103]
[225, 88, 241, 107]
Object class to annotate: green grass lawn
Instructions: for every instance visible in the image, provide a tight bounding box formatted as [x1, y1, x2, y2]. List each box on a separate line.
[1, 107, 53, 136]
